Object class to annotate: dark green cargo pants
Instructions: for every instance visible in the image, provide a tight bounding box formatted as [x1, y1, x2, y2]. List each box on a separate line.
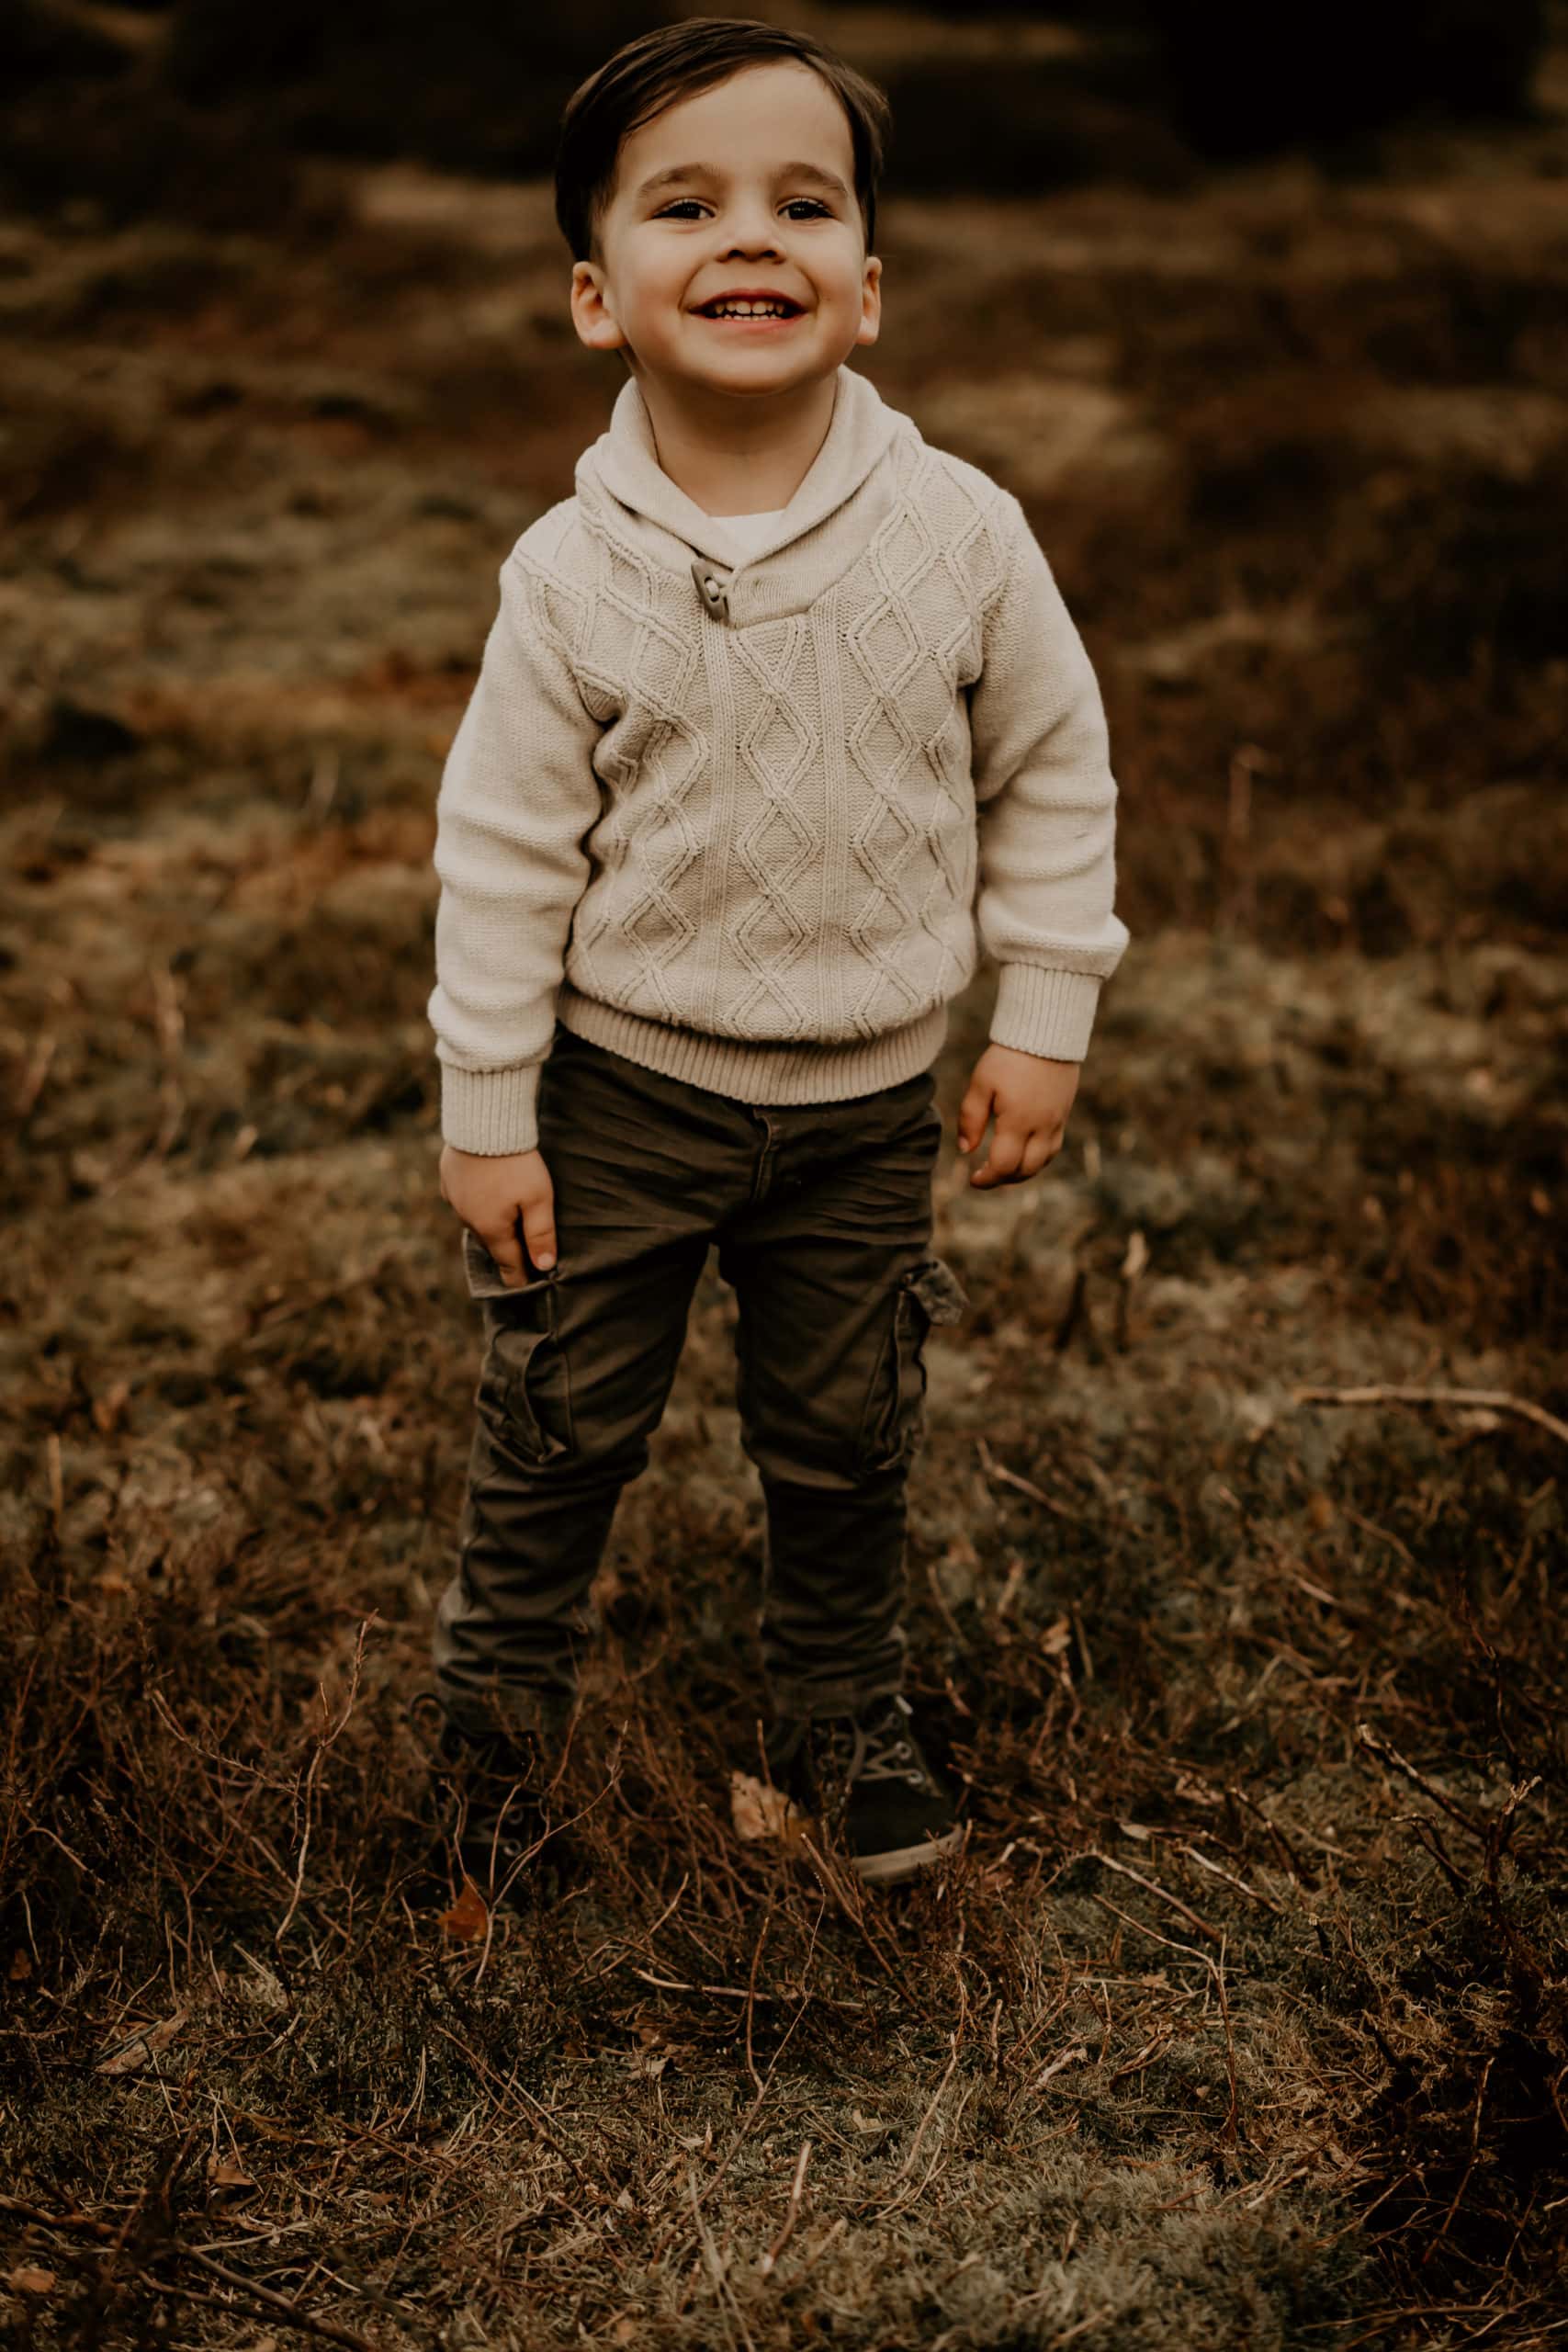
[431, 1025, 965, 1738]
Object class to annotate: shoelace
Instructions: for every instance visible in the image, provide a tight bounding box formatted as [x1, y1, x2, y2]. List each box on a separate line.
[405, 1689, 551, 1786]
[814, 1699, 928, 1789]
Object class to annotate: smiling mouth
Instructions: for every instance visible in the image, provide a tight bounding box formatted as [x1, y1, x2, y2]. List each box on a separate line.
[694, 297, 805, 321]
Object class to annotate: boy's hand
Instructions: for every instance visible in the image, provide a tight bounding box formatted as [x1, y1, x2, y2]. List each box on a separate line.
[438, 1143, 557, 1283]
[957, 1043, 1079, 1189]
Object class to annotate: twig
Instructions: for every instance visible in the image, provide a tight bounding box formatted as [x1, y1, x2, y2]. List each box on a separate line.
[976, 1436, 1078, 1520]
[647, 1893, 829, 2266]
[129, 2273, 375, 2350]
[1182, 1843, 1283, 1915]
[1087, 1850, 1223, 1944]
[1424, 2056, 1495, 2262]
[861, 2033, 962, 2219]
[0, 2193, 375, 2351]
[177, 2249, 378, 2351]
[744, 1883, 775, 2101]
[1293, 1383, 1568, 1450]
[631, 1969, 778, 2003]
[1226, 1784, 1312, 1888]
[1210, 1939, 1240, 2149]
[431, 2024, 605, 2204]
[869, 2078, 978, 2228]
[687, 2163, 757, 2352]
[0, 2195, 113, 2238]
[1043, 2307, 1121, 2348]
[756, 2139, 812, 2278]
[1088, 1894, 1213, 1967]
[1356, 1725, 1486, 1842]
[276, 1617, 376, 1946]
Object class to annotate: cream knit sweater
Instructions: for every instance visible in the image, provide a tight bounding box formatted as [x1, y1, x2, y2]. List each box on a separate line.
[428, 364, 1130, 1156]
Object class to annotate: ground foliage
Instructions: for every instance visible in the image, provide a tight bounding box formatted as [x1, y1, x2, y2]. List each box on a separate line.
[2, 16, 1567, 2350]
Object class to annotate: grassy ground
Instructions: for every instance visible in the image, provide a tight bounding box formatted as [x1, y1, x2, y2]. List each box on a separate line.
[3, 24, 1567, 2351]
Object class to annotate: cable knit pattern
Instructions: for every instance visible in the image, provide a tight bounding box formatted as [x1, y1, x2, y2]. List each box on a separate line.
[428, 365, 1130, 1155]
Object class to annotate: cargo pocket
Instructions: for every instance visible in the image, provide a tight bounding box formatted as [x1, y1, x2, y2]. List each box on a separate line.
[462, 1227, 575, 1467]
[857, 1254, 967, 1476]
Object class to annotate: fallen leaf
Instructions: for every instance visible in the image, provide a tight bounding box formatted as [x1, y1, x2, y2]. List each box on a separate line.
[6, 2268, 54, 2295]
[851, 2108, 891, 2132]
[96, 2010, 186, 2076]
[8, 1949, 31, 1982]
[1040, 1616, 1073, 1659]
[209, 2155, 256, 2194]
[729, 1770, 811, 1850]
[440, 1880, 490, 1942]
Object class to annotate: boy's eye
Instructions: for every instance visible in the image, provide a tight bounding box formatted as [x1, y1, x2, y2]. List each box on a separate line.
[653, 198, 834, 222]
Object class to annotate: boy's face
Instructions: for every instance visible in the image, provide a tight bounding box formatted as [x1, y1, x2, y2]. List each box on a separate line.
[570, 62, 882, 404]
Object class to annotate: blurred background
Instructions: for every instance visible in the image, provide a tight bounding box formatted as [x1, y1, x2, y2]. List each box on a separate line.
[3, 7, 1566, 2348]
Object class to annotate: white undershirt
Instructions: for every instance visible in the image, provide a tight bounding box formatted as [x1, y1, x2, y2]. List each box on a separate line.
[713, 508, 789, 554]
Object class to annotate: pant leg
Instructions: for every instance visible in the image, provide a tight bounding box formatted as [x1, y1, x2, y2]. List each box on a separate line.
[432, 1032, 727, 1735]
[716, 1071, 964, 1723]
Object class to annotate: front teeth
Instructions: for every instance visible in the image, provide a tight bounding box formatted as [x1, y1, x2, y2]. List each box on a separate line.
[705, 302, 793, 318]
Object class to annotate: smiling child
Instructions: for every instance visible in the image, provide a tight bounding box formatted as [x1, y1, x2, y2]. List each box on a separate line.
[420, 17, 1131, 1900]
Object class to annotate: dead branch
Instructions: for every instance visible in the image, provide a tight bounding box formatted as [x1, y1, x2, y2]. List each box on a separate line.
[1293, 1384, 1568, 1449]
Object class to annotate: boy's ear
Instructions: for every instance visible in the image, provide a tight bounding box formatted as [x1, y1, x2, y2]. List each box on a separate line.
[855, 253, 883, 350]
[570, 261, 627, 354]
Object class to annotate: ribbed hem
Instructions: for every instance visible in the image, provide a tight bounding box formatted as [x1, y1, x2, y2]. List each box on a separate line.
[990, 965, 1103, 1064]
[439, 1057, 542, 1156]
[557, 985, 948, 1106]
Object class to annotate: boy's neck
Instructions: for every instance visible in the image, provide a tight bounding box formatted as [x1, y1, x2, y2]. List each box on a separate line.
[632, 370, 839, 517]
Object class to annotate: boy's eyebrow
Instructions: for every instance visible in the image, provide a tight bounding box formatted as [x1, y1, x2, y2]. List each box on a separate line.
[634, 161, 852, 201]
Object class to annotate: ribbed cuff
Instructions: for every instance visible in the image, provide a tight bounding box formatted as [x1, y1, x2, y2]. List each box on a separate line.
[990, 965, 1103, 1064]
[439, 1059, 542, 1156]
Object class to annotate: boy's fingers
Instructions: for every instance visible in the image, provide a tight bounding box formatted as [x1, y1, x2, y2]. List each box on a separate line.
[520, 1172, 558, 1272]
[1021, 1128, 1058, 1179]
[522, 1204, 557, 1279]
[971, 1119, 1027, 1188]
[480, 1219, 528, 1287]
[956, 1078, 995, 1154]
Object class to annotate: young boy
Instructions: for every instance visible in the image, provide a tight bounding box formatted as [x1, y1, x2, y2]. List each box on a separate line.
[420, 17, 1130, 1896]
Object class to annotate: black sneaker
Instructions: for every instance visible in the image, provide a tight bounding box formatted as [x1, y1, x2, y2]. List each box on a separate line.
[408, 1690, 572, 1907]
[766, 1693, 964, 1887]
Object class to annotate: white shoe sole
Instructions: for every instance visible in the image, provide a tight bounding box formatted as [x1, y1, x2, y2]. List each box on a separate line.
[850, 1824, 964, 1886]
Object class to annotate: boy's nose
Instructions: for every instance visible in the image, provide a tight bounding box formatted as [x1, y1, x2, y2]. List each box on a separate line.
[718, 213, 784, 261]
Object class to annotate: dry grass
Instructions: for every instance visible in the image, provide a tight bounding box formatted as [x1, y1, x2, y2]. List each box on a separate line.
[3, 24, 1567, 2351]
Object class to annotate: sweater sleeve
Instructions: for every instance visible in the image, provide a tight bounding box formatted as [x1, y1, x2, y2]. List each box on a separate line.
[968, 495, 1131, 1064]
[425, 552, 603, 1155]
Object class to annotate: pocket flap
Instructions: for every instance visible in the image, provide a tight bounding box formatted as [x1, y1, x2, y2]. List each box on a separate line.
[908, 1256, 967, 1328]
[462, 1226, 553, 1300]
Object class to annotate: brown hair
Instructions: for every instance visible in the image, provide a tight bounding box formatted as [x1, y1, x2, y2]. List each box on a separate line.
[555, 17, 892, 264]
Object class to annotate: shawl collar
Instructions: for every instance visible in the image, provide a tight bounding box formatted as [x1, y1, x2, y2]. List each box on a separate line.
[576, 363, 908, 576]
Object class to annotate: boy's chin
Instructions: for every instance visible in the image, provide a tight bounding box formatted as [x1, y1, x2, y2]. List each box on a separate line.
[643, 352, 851, 404]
